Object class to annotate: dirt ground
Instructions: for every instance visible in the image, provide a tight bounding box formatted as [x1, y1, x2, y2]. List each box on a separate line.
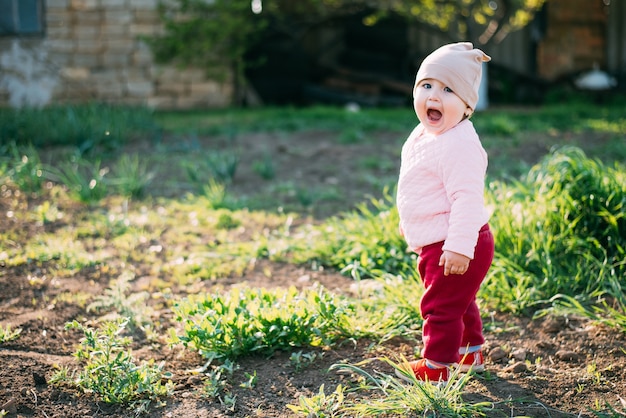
[1, 127, 626, 418]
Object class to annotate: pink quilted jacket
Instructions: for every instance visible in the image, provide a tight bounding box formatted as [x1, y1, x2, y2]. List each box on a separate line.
[396, 119, 490, 259]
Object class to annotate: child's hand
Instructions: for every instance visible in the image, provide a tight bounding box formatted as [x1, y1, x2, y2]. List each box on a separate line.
[439, 250, 470, 276]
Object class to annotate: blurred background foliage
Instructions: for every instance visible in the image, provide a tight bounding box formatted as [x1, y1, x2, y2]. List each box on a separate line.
[149, 0, 547, 104]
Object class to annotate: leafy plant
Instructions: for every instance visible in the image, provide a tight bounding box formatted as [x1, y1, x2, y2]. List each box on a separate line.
[252, 151, 275, 180]
[48, 156, 110, 204]
[290, 350, 324, 372]
[216, 212, 241, 230]
[2, 142, 47, 194]
[86, 272, 151, 329]
[201, 179, 236, 209]
[184, 150, 239, 188]
[109, 153, 155, 198]
[171, 285, 353, 360]
[34, 201, 63, 225]
[201, 360, 239, 399]
[208, 151, 239, 183]
[287, 384, 346, 417]
[239, 371, 257, 389]
[51, 319, 173, 412]
[0, 324, 22, 343]
[339, 128, 366, 144]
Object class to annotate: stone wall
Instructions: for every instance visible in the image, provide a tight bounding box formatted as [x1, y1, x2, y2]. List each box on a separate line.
[0, 0, 233, 109]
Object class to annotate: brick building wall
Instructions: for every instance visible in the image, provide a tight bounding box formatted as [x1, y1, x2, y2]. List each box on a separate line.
[0, 0, 233, 109]
[537, 0, 610, 80]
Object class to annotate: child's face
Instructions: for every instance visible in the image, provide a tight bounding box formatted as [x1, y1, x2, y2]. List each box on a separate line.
[413, 78, 469, 135]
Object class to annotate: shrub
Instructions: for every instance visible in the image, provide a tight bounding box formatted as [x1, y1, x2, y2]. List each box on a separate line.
[52, 319, 173, 413]
[486, 146, 626, 313]
[171, 285, 351, 360]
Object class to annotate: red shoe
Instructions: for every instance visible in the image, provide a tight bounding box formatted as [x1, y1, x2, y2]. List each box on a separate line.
[456, 350, 485, 372]
[396, 359, 450, 383]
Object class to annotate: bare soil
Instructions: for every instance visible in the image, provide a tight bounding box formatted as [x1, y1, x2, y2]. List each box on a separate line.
[1, 128, 626, 417]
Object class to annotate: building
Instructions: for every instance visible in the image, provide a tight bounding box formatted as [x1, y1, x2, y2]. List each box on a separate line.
[0, 0, 232, 108]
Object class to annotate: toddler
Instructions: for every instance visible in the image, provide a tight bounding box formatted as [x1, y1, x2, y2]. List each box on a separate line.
[396, 42, 495, 383]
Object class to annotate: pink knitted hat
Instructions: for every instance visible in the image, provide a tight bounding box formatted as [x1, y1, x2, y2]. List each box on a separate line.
[414, 42, 491, 110]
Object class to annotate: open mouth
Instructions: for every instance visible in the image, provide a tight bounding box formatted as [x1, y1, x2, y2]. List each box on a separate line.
[427, 108, 442, 122]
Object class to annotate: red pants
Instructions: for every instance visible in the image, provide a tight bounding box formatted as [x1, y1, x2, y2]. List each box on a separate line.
[418, 224, 494, 364]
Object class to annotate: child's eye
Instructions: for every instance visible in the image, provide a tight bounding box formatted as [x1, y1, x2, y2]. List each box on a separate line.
[422, 83, 432, 89]
[444, 86, 454, 93]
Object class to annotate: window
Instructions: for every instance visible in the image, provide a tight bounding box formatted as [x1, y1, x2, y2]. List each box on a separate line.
[0, 0, 44, 36]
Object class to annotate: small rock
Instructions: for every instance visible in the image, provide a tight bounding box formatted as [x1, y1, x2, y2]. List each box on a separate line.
[187, 375, 202, 385]
[536, 340, 555, 350]
[542, 316, 566, 333]
[297, 274, 311, 283]
[511, 348, 527, 361]
[556, 350, 579, 362]
[504, 361, 528, 374]
[489, 347, 508, 361]
[1, 398, 17, 414]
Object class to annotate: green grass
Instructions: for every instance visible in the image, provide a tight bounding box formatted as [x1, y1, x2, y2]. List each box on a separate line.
[330, 357, 491, 417]
[154, 105, 418, 136]
[0, 103, 157, 151]
[153, 101, 626, 140]
[288, 356, 493, 417]
[485, 146, 626, 314]
[0, 324, 22, 343]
